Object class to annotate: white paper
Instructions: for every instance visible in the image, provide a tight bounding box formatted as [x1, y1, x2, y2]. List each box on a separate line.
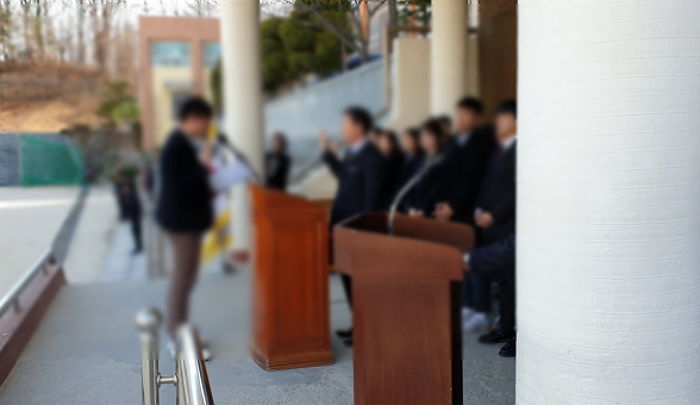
[210, 157, 252, 192]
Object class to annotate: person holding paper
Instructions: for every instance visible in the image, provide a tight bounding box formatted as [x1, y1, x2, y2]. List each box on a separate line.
[155, 97, 215, 358]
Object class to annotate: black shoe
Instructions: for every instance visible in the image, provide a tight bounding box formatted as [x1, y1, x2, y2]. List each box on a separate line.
[498, 338, 516, 358]
[478, 330, 514, 344]
[335, 328, 352, 339]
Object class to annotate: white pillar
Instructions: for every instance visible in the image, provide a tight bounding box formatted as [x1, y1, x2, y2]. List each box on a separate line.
[220, 0, 264, 253]
[430, 0, 467, 116]
[518, 1, 700, 404]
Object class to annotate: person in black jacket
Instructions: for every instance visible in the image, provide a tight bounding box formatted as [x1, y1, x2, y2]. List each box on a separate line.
[474, 101, 517, 246]
[435, 97, 496, 224]
[397, 128, 424, 183]
[375, 129, 404, 208]
[469, 100, 518, 357]
[405, 119, 448, 217]
[320, 106, 386, 346]
[155, 97, 214, 347]
[121, 180, 142, 254]
[437, 114, 453, 142]
[265, 132, 291, 191]
[396, 128, 425, 211]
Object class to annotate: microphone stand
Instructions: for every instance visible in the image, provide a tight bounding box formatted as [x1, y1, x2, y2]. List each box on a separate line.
[216, 134, 263, 185]
[387, 155, 444, 235]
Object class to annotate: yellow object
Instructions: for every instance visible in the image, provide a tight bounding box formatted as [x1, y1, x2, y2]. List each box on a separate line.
[202, 204, 232, 262]
[208, 122, 219, 143]
[202, 121, 232, 263]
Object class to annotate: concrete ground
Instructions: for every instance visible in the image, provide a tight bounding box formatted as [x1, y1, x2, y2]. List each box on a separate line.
[63, 187, 119, 284]
[1, 186, 515, 403]
[98, 222, 149, 283]
[0, 186, 79, 297]
[0, 267, 515, 404]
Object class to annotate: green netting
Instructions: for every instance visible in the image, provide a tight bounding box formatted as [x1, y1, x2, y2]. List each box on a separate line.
[20, 136, 84, 186]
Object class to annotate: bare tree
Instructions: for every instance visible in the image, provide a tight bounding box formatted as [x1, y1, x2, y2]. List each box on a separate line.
[0, 0, 14, 60]
[187, 0, 219, 17]
[32, 0, 46, 59]
[76, 0, 86, 64]
[188, 0, 205, 17]
[88, 0, 124, 72]
[20, 0, 33, 59]
[41, 0, 57, 60]
[56, 19, 72, 63]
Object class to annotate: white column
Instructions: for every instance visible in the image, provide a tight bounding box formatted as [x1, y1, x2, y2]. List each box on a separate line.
[518, 1, 700, 404]
[430, 0, 467, 116]
[220, 0, 264, 253]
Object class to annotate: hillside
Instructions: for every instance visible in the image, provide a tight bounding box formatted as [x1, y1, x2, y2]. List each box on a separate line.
[0, 62, 107, 133]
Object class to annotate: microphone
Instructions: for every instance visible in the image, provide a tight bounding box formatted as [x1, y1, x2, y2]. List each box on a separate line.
[216, 134, 263, 184]
[387, 153, 446, 235]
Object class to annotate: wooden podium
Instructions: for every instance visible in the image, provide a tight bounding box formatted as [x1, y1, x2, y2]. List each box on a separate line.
[250, 184, 333, 370]
[334, 212, 475, 405]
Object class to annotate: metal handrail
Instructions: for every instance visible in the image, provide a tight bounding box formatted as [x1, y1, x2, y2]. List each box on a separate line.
[0, 250, 54, 317]
[288, 156, 323, 187]
[0, 186, 87, 316]
[175, 325, 215, 405]
[136, 308, 215, 405]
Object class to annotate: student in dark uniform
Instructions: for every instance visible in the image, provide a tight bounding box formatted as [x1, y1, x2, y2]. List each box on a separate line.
[265, 132, 291, 191]
[395, 128, 425, 211]
[375, 129, 404, 208]
[121, 180, 142, 254]
[467, 100, 518, 358]
[437, 114, 453, 142]
[405, 119, 448, 217]
[155, 97, 214, 358]
[435, 97, 496, 224]
[320, 106, 386, 346]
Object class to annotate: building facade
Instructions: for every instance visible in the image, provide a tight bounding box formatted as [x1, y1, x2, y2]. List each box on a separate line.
[138, 16, 221, 151]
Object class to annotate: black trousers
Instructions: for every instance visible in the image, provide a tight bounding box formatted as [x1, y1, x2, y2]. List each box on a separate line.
[493, 267, 515, 335]
[341, 274, 352, 308]
[130, 214, 142, 251]
[461, 271, 492, 312]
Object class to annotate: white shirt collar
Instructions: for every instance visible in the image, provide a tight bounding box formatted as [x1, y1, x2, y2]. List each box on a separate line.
[349, 137, 369, 154]
[455, 131, 472, 147]
[500, 134, 516, 150]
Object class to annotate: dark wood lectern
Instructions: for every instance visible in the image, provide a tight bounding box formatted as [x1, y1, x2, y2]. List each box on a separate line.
[334, 212, 475, 405]
[250, 184, 333, 370]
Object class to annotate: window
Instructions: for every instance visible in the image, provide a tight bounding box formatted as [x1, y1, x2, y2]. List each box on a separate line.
[151, 42, 191, 67]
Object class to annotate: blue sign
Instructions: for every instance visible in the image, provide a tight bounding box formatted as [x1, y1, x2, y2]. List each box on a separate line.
[151, 41, 191, 67]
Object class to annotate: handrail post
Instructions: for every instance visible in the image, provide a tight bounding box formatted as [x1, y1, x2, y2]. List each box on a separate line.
[175, 325, 214, 405]
[135, 309, 213, 405]
[136, 308, 163, 405]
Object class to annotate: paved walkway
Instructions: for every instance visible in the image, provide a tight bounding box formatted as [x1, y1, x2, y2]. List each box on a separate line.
[1, 187, 515, 403]
[98, 222, 149, 282]
[0, 267, 515, 404]
[63, 187, 119, 284]
[0, 186, 79, 297]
